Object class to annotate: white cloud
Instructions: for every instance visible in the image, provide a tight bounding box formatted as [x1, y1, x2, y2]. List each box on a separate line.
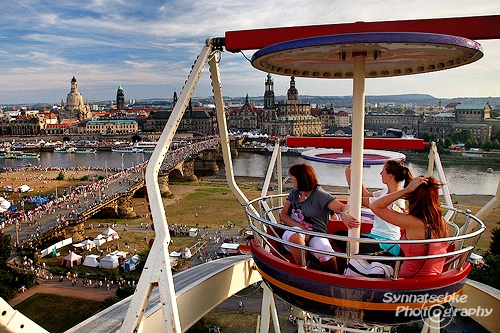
[0, 0, 499, 104]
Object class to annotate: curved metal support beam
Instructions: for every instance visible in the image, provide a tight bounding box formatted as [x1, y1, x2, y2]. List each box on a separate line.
[120, 39, 216, 333]
[475, 178, 500, 222]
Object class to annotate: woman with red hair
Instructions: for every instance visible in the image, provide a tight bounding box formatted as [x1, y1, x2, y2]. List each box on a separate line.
[370, 176, 449, 278]
[280, 163, 359, 273]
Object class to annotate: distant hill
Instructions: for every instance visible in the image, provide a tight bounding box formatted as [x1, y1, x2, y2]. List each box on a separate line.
[255, 94, 500, 107]
[2, 94, 499, 109]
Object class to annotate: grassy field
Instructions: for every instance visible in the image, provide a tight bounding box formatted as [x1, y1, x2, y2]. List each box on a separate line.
[190, 309, 298, 333]
[14, 293, 103, 333]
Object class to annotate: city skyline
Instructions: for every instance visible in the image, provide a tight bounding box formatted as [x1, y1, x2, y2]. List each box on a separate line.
[1, 1, 499, 105]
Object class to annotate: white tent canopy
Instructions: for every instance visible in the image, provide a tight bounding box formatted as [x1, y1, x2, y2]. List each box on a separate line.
[93, 234, 106, 246]
[14, 184, 33, 193]
[99, 254, 119, 269]
[73, 239, 95, 251]
[181, 247, 192, 259]
[82, 254, 100, 268]
[0, 197, 11, 213]
[101, 227, 119, 241]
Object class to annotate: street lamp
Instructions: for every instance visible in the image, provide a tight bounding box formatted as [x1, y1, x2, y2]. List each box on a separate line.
[121, 153, 124, 171]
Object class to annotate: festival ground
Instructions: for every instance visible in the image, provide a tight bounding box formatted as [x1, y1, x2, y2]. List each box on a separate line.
[2, 169, 498, 333]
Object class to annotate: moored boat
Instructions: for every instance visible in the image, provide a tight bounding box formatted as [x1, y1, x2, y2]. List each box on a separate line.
[14, 151, 40, 159]
[111, 147, 144, 153]
[134, 141, 157, 153]
[74, 148, 97, 154]
[259, 145, 311, 156]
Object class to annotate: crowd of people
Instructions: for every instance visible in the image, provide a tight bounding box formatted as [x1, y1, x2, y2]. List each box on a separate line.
[0, 165, 140, 247]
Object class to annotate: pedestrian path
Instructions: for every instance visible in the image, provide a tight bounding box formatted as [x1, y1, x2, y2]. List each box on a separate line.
[8, 275, 116, 307]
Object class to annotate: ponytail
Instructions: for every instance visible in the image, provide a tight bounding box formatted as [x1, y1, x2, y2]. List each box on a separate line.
[402, 167, 414, 188]
[385, 160, 414, 187]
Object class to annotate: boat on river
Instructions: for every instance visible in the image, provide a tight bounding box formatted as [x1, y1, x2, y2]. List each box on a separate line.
[74, 148, 97, 154]
[133, 141, 157, 153]
[13, 151, 40, 159]
[259, 145, 311, 156]
[111, 146, 144, 153]
[0, 152, 16, 159]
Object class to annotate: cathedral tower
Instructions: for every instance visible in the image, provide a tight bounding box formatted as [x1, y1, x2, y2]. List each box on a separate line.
[117, 85, 125, 111]
[264, 73, 275, 109]
[287, 76, 298, 101]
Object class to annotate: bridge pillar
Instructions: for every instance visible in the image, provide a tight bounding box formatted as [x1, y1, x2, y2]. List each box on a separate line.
[183, 160, 199, 181]
[230, 140, 239, 157]
[67, 222, 86, 243]
[194, 149, 219, 176]
[158, 172, 172, 196]
[117, 196, 137, 218]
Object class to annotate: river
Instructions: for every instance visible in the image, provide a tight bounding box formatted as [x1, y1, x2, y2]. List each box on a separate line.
[1, 151, 499, 195]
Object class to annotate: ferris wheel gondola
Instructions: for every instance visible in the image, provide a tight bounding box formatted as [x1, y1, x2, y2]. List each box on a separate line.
[243, 31, 486, 329]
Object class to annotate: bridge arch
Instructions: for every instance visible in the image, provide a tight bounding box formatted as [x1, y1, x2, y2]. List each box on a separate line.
[168, 168, 183, 181]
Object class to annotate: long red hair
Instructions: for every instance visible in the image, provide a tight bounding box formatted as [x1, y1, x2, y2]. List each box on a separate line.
[407, 176, 448, 238]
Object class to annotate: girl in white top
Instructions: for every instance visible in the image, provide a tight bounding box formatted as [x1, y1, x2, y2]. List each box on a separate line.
[344, 160, 414, 256]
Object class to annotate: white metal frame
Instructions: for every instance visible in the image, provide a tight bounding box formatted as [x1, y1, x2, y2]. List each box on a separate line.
[120, 37, 256, 333]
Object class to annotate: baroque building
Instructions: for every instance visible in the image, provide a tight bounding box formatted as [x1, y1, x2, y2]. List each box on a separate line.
[259, 75, 323, 136]
[144, 94, 217, 135]
[79, 119, 138, 135]
[365, 110, 420, 136]
[226, 94, 259, 132]
[59, 76, 92, 121]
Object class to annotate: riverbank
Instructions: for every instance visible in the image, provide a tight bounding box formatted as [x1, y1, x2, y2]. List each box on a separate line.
[405, 150, 500, 165]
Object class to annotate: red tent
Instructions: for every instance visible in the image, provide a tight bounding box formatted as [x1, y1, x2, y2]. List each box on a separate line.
[60, 251, 82, 268]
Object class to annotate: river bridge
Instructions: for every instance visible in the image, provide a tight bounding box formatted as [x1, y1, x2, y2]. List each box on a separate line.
[5, 137, 227, 251]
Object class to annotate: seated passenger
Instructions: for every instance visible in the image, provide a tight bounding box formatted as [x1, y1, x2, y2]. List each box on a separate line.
[279, 163, 360, 273]
[340, 161, 413, 258]
[369, 176, 449, 278]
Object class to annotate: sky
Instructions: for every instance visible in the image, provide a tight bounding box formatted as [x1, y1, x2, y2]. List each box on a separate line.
[0, 0, 499, 105]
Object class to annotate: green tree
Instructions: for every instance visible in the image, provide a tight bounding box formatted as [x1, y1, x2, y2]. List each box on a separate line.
[469, 227, 500, 290]
[56, 171, 64, 180]
[490, 227, 500, 255]
[451, 129, 474, 144]
[469, 253, 500, 290]
[444, 138, 453, 148]
[493, 139, 500, 150]
[116, 285, 136, 299]
[0, 232, 11, 266]
[491, 129, 500, 142]
[483, 140, 493, 151]
[420, 132, 436, 143]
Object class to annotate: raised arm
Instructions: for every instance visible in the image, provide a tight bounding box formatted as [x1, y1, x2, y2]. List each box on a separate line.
[345, 165, 372, 207]
[369, 176, 427, 232]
